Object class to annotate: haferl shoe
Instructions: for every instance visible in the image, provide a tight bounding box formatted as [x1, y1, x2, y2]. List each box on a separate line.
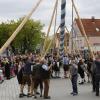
[19, 93, 24, 98]
[44, 96, 51, 99]
[79, 82, 84, 85]
[70, 92, 74, 95]
[96, 93, 99, 96]
[40, 94, 42, 97]
[27, 93, 32, 97]
[34, 96, 37, 99]
[36, 92, 40, 95]
[72, 92, 78, 96]
[23, 93, 27, 96]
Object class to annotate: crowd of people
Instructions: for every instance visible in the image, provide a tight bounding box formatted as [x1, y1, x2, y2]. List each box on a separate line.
[0, 56, 16, 82]
[0, 52, 100, 99]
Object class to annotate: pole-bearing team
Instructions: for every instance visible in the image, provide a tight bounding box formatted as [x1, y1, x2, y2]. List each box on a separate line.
[0, 52, 100, 99]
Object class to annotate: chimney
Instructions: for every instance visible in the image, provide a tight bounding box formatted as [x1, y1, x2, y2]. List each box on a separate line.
[91, 16, 95, 22]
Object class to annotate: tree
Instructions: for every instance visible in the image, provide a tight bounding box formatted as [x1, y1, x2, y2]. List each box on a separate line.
[0, 18, 44, 54]
[0, 23, 10, 47]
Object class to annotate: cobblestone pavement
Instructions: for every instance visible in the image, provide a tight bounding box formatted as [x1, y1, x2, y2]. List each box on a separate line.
[0, 77, 100, 100]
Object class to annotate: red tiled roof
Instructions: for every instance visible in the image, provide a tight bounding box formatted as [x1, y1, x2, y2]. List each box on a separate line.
[75, 18, 100, 36]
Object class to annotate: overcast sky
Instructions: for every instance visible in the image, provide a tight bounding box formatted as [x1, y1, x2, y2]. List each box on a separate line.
[0, 0, 100, 35]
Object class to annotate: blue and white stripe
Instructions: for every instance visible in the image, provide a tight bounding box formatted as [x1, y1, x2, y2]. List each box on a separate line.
[60, 0, 66, 59]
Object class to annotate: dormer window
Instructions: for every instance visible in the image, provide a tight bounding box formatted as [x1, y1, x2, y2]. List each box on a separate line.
[96, 27, 100, 32]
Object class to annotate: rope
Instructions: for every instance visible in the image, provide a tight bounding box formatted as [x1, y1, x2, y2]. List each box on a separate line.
[41, 0, 58, 56]
[60, 0, 66, 59]
[71, 0, 95, 59]
[0, 0, 43, 55]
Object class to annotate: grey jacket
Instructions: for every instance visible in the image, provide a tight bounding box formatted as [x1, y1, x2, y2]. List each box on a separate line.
[70, 64, 78, 76]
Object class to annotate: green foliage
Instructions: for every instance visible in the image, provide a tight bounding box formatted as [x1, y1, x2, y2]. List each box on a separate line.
[0, 18, 44, 54]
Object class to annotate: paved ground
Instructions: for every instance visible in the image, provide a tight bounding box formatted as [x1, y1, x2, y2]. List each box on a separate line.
[0, 77, 100, 100]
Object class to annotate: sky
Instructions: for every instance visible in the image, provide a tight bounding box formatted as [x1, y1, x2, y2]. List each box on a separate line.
[0, 0, 100, 35]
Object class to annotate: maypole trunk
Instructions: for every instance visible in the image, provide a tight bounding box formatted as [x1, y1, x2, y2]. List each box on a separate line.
[60, 0, 66, 59]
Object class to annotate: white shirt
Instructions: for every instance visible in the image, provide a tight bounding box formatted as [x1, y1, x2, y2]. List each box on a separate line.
[57, 62, 59, 68]
[42, 64, 48, 71]
[18, 64, 21, 72]
[31, 65, 34, 71]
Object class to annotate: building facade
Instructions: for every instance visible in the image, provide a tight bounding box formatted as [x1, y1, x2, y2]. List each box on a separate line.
[72, 17, 100, 52]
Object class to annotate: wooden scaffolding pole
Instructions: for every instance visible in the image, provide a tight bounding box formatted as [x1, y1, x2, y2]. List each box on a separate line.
[71, 0, 95, 59]
[42, 0, 58, 56]
[43, 26, 60, 59]
[0, 0, 43, 55]
[65, 26, 82, 58]
[53, 26, 60, 49]
[53, 0, 59, 50]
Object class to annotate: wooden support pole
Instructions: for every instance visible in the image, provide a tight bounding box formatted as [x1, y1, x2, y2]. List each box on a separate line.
[64, 33, 68, 54]
[42, 26, 60, 59]
[42, 0, 58, 56]
[71, 0, 95, 59]
[53, 26, 60, 49]
[65, 26, 82, 58]
[53, 0, 59, 50]
[0, 0, 43, 55]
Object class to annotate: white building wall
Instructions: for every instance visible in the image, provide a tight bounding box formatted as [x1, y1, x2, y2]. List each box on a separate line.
[72, 21, 100, 52]
[71, 21, 85, 51]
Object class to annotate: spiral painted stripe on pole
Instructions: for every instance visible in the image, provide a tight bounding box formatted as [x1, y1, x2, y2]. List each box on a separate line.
[60, 0, 66, 59]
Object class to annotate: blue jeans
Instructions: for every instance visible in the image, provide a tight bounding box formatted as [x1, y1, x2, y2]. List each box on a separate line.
[71, 75, 78, 93]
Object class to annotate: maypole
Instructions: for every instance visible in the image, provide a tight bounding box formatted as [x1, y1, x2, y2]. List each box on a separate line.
[60, 0, 66, 59]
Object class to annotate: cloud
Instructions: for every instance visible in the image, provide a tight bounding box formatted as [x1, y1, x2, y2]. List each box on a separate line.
[0, 0, 100, 35]
[76, 0, 100, 17]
